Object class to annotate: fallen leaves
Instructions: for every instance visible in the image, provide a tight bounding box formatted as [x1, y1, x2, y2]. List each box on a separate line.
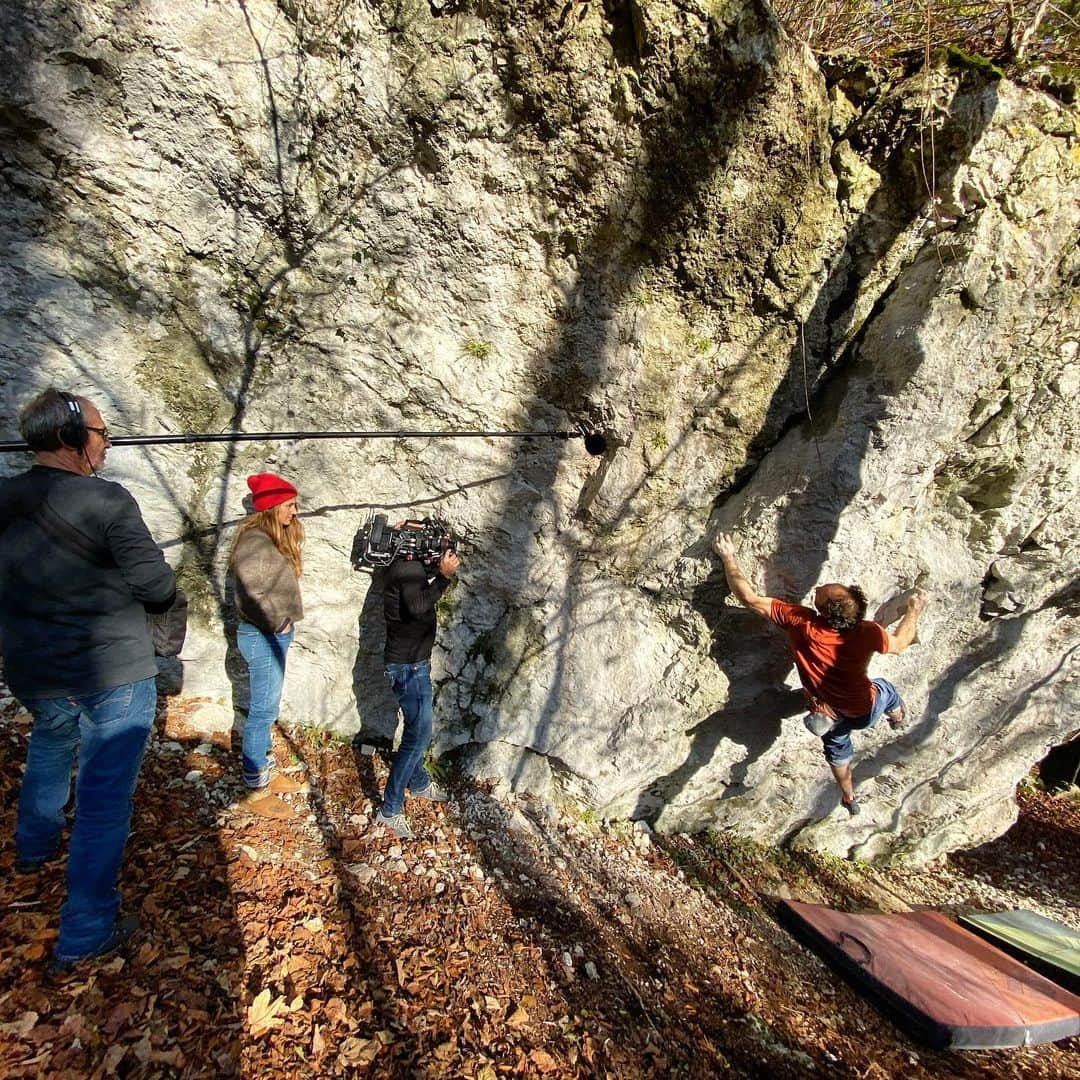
[247, 988, 285, 1036]
[1, 695, 1078, 1080]
[0, 1012, 38, 1038]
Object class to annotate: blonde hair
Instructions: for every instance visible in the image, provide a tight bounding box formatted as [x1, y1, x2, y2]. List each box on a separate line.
[230, 507, 304, 577]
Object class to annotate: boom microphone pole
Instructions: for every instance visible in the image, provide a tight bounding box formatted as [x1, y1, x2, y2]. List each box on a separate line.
[0, 426, 610, 455]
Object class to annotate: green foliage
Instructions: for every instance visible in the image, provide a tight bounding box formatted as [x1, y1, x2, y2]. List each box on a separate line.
[1018, 770, 1045, 793]
[686, 331, 714, 355]
[649, 430, 668, 451]
[463, 338, 492, 360]
[941, 44, 1005, 78]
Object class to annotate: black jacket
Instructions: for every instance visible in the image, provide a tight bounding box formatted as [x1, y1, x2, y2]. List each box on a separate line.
[383, 558, 450, 664]
[0, 465, 175, 697]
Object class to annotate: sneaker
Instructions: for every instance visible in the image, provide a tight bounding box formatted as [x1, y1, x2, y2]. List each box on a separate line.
[374, 810, 415, 840]
[267, 772, 308, 795]
[842, 797, 860, 817]
[240, 790, 295, 819]
[803, 712, 834, 737]
[886, 704, 907, 729]
[50, 914, 140, 974]
[411, 781, 448, 803]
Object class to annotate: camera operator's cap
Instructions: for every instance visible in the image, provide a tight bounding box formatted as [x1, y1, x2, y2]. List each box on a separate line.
[247, 472, 298, 512]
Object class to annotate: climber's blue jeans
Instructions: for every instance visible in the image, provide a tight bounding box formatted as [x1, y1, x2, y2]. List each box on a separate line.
[381, 660, 434, 816]
[237, 622, 293, 789]
[821, 678, 903, 767]
[15, 677, 156, 962]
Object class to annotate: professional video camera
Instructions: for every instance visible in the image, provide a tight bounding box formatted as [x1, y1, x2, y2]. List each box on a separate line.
[350, 514, 466, 572]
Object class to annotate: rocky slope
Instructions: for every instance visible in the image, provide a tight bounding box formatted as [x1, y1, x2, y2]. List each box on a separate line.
[0, 0, 1077, 859]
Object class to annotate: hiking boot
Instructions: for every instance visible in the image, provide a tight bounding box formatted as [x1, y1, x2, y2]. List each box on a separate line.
[842, 797, 860, 817]
[803, 712, 834, 737]
[50, 914, 140, 974]
[240, 790, 295, 819]
[268, 772, 308, 795]
[374, 810, 415, 840]
[411, 781, 448, 803]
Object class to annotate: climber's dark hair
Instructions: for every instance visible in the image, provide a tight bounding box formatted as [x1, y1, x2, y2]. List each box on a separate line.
[820, 584, 868, 632]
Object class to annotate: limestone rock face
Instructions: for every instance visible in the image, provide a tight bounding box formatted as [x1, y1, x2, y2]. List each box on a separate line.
[1, 0, 1076, 861]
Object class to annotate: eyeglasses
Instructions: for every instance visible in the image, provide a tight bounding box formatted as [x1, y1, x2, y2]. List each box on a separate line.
[86, 425, 111, 442]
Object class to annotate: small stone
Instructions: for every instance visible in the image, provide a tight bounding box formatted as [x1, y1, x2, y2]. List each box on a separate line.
[413, 865, 425, 877]
[633, 819, 651, 833]
[434, 882, 446, 894]
[161, 741, 184, 754]
[624, 892, 643, 910]
[388, 845, 403, 859]
[193, 742, 214, 756]
[584, 961, 599, 980]
[468, 865, 485, 882]
[561, 951, 573, 970]
[188, 703, 233, 734]
[184, 769, 203, 783]
[393, 859, 408, 873]
[573, 944, 584, 957]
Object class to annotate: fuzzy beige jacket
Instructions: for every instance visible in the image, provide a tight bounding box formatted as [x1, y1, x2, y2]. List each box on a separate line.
[232, 528, 303, 633]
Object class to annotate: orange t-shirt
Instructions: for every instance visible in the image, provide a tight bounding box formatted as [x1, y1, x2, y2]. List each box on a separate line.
[769, 599, 890, 718]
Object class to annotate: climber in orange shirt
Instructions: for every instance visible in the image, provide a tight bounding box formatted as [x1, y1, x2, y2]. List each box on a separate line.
[713, 532, 928, 816]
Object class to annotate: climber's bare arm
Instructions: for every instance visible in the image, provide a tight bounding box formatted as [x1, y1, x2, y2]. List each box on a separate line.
[885, 590, 929, 654]
[713, 533, 774, 618]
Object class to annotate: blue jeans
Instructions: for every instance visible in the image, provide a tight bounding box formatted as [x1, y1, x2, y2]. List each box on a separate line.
[15, 678, 156, 962]
[821, 678, 903, 766]
[382, 660, 434, 815]
[237, 622, 293, 789]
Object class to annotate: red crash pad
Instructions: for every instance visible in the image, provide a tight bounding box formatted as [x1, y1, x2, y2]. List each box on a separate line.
[777, 900, 1080, 1050]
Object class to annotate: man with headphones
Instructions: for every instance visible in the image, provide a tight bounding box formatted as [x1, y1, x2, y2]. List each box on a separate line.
[0, 387, 175, 972]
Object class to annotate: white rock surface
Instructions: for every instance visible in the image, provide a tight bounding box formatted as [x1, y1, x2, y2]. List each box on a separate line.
[0, 1, 1076, 861]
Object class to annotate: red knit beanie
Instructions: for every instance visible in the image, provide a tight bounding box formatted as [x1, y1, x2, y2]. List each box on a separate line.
[247, 472, 298, 512]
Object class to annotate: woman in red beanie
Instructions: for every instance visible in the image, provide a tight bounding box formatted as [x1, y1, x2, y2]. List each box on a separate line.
[229, 473, 306, 819]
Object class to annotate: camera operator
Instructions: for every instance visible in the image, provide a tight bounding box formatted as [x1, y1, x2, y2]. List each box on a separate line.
[373, 526, 460, 840]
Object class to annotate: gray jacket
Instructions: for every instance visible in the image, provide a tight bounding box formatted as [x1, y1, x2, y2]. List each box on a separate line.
[232, 528, 303, 634]
[0, 465, 175, 698]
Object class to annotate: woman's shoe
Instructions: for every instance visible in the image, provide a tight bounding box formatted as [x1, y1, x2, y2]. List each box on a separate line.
[240, 790, 294, 819]
[268, 772, 308, 794]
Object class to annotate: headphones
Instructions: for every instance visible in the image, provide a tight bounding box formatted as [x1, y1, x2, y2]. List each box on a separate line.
[56, 390, 88, 451]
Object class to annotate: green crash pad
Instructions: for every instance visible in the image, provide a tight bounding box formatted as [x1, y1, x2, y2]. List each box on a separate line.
[959, 910, 1080, 995]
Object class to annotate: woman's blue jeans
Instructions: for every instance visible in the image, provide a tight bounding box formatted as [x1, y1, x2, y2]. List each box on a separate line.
[382, 660, 434, 816]
[237, 622, 293, 789]
[15, 677, 156, 962]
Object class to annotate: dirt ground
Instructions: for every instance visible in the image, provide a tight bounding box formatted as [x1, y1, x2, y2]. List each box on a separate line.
[1, 692, 1078, 1079]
